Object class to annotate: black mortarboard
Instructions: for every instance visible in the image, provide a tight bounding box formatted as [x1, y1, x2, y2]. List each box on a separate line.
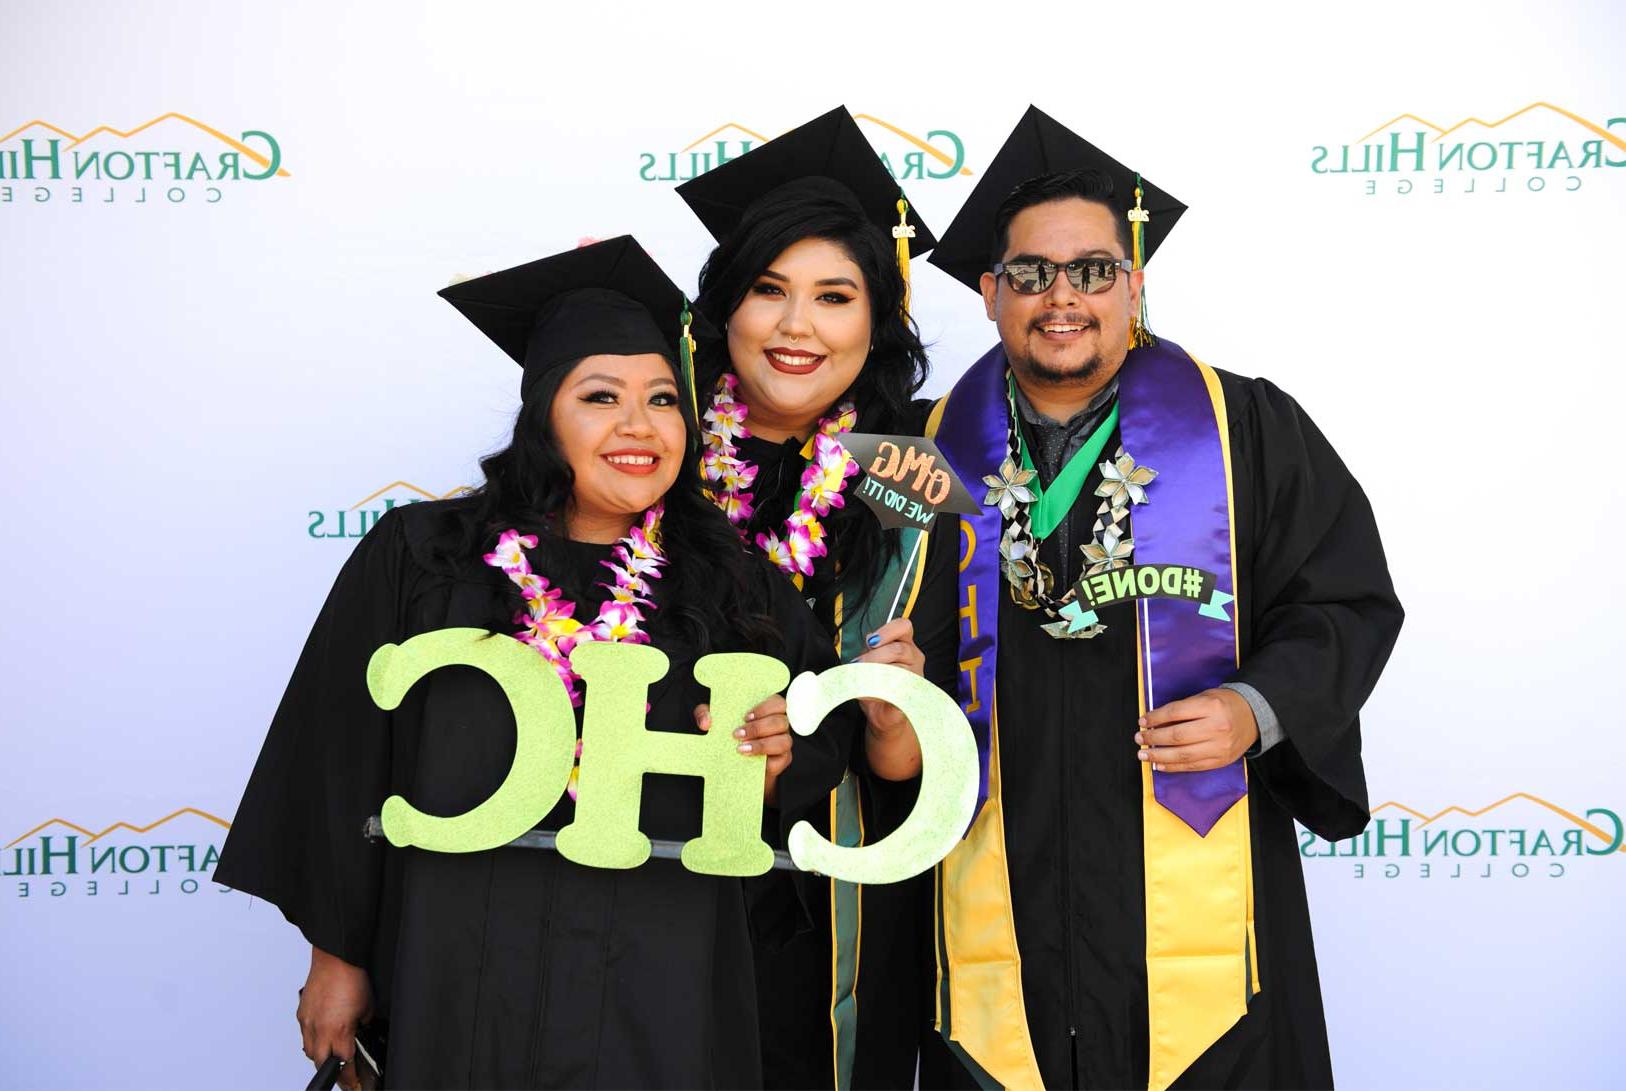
[675, 106, 936, 256]
[439, 235, 712, 403]
[928, 105, 1186, 294]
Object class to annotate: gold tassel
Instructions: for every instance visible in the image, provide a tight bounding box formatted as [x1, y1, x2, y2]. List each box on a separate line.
[1127, 176, 1156, 349]
[893, 197, 915, 318]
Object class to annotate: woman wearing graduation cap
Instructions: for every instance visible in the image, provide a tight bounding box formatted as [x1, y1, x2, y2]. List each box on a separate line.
[215, 237, 863, 1089]
[676, 107, 961, 1090]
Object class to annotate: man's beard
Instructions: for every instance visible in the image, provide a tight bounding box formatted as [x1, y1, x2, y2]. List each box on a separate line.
[1008, 344, 1107, 387]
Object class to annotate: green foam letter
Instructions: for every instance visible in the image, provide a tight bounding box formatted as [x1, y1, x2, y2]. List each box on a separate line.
[556, 644, 788, 876]
[369, 628, 577, 852]
[784, 663, 977, 883]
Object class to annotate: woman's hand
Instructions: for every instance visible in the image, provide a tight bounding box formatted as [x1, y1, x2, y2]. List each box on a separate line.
[695, 694, 794, 804]
[854, 618, 924, 780]
[298, 946, 373, 1090]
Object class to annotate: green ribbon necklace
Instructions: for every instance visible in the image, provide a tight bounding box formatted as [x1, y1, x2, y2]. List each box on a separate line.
[1011, 375, 1120, 541]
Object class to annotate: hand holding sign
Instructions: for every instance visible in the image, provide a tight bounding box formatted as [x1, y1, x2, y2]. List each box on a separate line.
[839, 431, 979, 627]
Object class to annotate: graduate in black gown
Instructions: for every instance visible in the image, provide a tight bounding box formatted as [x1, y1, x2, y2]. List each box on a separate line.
[676, 107, 949, 1089]
[215, 237, 865, 1089]
[906, 109, 1405, 1089]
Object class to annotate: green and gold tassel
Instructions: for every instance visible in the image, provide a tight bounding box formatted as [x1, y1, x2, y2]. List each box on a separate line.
[1128, 175, 1157, 349]
[679, 300, 700, 435]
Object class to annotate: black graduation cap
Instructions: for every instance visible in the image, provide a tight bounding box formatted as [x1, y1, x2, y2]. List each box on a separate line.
[439, 235, 712, 401]
[675, 106, 936, 256]
[928, 105, 1187, 293]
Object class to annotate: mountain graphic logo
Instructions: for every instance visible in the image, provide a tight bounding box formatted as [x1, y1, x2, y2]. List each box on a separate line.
[1371, 792, 1625, 853]
[6, 806, 230, 849]
[1354, 101, 1626, 154]
[349, 481, 473, 510]
[640, 113, 972, 184]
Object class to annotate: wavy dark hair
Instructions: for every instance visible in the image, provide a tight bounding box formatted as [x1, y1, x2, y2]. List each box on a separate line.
[461, 360, 781, 654]
[692, 178, 932, 612]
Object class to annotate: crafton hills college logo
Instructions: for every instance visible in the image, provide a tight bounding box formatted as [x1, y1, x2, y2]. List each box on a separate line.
[639, 114, 972, 184]
[308, 481, 474, 541]
[0, 112, 288, 206]
[1310, 101, 1626, 197]
[1299, 792, 1625, 881]
[5, 807, 234, 899]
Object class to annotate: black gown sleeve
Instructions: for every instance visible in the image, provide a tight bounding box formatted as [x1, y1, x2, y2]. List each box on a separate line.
[1225, 376, 1404, 840]
[213, 511, 408, 966]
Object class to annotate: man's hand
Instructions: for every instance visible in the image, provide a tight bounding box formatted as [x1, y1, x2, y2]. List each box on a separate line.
[1135, 687, 1258, 772]
[695, 694, 793, 804]
[298, 946, 372, 1090]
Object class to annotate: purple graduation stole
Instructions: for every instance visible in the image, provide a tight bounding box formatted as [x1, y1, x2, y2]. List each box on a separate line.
[934, 339, 1246, 829]
[1119, 339, 1247, 833]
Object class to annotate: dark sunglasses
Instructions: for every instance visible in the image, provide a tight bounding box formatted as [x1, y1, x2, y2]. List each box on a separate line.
[993, 257, 1134, 295]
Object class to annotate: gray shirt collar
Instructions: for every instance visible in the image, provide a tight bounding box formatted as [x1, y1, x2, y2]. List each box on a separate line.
[1012, 376, 1120, 486]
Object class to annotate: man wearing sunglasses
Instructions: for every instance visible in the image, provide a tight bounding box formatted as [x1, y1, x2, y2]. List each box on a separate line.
[907, 107, 1404, 1090]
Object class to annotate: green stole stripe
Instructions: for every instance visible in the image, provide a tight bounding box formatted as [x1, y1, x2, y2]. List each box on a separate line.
[1011, 374, 1120, 541]
[826, 525, 925, 1090]
[830, 775, 861, 1090]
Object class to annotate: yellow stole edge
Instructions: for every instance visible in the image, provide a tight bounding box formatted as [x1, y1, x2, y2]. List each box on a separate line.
[937, 696, 1046, 1088]
[1138, 357, 1257, 1091]
[1194, 356, 1260, 997]
[930, 380, 1045, 1087]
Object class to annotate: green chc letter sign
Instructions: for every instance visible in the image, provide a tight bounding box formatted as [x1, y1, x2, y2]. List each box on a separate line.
[365, 631, 977, 881]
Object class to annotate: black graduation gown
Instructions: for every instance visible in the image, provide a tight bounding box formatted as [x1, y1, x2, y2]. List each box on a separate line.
[740, 400, 950, 1090]
[915, 370, 1404, 1090]
[214, 497, 854, 1089]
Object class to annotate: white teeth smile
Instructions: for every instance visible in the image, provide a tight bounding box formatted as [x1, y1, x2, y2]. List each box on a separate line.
[606, 455, 655, 465]
[768, 351, 821, 366]
[1041, 324, 1086, 334]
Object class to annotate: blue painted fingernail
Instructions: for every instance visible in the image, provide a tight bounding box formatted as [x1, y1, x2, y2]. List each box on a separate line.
[866, 633, 881, 648]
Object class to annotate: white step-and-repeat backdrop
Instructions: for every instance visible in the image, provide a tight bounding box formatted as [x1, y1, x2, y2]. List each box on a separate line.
[4, 1, 1622, 1086]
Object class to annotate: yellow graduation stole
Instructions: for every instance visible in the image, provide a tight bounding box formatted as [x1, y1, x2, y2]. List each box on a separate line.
[927, 356, 1258, 1090]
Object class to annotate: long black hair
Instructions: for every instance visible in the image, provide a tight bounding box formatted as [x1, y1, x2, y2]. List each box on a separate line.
[692, 179, 932, 612]
[462, 360, 781, 654]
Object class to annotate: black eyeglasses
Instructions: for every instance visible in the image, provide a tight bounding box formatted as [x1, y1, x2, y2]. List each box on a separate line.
[993, 257, 1134, 295]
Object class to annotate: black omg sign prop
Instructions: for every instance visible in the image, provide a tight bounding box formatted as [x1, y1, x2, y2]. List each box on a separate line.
[840, 433, 979, 531]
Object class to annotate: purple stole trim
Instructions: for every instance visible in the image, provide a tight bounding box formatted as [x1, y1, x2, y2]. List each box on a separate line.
[1120, 340, 1247, 835]
[933, 343, 1010, 815]
[935, 340, 1245, 834]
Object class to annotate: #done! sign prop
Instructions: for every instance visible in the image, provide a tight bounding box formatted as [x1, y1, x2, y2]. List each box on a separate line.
[366, 630, 978, 884]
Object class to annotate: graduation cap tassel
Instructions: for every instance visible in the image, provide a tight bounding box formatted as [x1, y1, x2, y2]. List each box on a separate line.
[680, 300, 701, 437]
[893, 197, 916, 318]
[1128, 175, 1157, 349]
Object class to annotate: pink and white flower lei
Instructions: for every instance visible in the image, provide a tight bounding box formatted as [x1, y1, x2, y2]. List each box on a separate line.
[700, 373, 859, 579]
[482, 507, 666, 797]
